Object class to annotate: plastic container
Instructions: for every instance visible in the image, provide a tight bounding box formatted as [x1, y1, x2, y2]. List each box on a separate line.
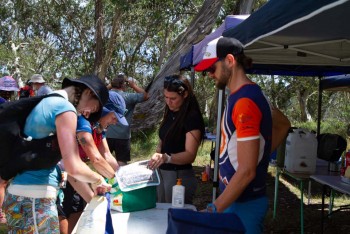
[284, 128, 318, 174]
[172, 178, 185, 208]
[346, 151, 350, 168]
[201, 172, 208, 182]
[205, 165, 211, 179]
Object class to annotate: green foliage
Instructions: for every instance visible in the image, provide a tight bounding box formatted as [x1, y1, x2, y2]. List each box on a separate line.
[293, 120, 348, 139]
[129, 126, 213, 167]
[129, 127, 160, 162]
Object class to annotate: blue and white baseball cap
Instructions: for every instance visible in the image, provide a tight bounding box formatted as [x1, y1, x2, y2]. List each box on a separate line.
[104, 91, 128, 126]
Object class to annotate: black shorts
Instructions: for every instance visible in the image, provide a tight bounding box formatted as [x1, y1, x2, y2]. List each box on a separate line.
[106, 138, 131, 162]
[56, 182, 86, 219]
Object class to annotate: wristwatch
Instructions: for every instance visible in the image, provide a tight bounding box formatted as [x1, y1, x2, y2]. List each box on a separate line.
[164, 153, 172, 163]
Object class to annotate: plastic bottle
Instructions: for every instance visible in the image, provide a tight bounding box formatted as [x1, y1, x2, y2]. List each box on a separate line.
[172, 178, 185, 208]
[201, 172, 208, 182]
[205, 164, 211, 180]
[346, 150, 350, 168]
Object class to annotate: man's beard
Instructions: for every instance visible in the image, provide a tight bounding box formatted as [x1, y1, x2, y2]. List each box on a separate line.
[216, 63, 231, 90]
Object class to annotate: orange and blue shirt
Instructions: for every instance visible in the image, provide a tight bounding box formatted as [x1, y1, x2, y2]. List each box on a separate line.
[219, 83, 272, 202]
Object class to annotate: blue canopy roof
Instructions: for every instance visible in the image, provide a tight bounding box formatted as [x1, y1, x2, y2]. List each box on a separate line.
[320, 74, 350, 91]
[222, 0, 350, 76]
[180, 15, 248, 71]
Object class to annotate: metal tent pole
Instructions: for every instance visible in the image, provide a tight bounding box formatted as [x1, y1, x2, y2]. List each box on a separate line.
[212, 89, 224, 202]
[317, 76, 323, 136]
[190, 67, 195, 88]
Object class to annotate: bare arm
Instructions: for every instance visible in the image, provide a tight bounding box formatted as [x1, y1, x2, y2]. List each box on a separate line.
[271, 108, 291, 153]
[155, 140, 162, 153]
[68, 175, 94, 203]
[128, 79, 149, 101]
[56, 112, 110, 193]
[148, 129, 201, 169]
[213, 139, 259, 212]
[77, 131, 116, 179]
[97, 138, 119, 172]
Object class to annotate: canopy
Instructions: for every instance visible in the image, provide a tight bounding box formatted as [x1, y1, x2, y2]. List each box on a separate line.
[320, 74, 350, 91]
[180, 15, 249, 70]
[200, 0, 350, 200]
[223, 0, 350, 76]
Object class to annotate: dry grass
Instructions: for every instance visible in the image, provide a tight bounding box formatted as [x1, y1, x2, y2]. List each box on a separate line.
[192, 166, 350, 234]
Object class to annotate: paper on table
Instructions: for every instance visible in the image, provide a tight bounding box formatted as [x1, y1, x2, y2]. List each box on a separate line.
[72, 196, 107, 234]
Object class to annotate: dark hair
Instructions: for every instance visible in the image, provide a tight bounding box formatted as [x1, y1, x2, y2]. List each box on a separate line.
[111, 74, 127, 89]
[235, 53, 253, 70]
[72, 83, 86, 107]
[160, 74, 205, 143]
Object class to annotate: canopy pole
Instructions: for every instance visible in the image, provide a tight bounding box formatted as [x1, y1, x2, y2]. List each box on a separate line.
[190, 67, 195, 88]
[317, 76, 323, 136]
[212, 89, 224, 202]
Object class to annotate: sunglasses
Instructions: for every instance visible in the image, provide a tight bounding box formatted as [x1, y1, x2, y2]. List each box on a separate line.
[203, 58, 223, 75]
[164, 75, 187, 94]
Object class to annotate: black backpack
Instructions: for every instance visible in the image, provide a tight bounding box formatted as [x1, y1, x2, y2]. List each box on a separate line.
[0, 93, 64, 180]
[317, 133, 347, 162]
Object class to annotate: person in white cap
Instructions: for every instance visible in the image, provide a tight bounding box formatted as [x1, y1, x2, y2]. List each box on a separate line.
[195, 36, 272, 234]
[29, 74, 53, 96]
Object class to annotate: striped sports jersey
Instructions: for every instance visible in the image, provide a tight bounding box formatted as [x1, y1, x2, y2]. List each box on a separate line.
[219, 83, 272, 202]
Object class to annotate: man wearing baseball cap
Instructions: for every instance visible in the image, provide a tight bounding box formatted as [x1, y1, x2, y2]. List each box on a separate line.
[195, 36, 272, 234]
[29, 74, 53, 96]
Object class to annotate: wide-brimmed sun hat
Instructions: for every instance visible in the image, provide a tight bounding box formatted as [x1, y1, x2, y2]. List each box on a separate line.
[29, 74, 46, 83]
[62, 74, 108, 122]
[0, 76, 19, 91]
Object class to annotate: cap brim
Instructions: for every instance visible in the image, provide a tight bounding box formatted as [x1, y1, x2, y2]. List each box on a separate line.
[194, 58, 219, 72]
[115, 113, 129, 126]
[102, 107, 128, 126]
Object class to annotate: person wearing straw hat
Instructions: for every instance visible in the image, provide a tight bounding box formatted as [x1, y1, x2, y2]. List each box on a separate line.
[29, 73, 53, 96]
[2, 74, 111, 233]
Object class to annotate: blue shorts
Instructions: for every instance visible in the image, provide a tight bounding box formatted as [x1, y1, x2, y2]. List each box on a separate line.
[224, 196, 268, 234]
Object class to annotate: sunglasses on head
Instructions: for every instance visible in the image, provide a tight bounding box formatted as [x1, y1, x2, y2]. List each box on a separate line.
[164, 75, 187, 94]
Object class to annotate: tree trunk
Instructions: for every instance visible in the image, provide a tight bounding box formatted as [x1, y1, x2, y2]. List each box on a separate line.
[239, 0, 255, 14]
[94, 0, 104, 76]
[132, 0, 224, 130]
[208, 0, 256, 132]
[297, 89, 308, 122]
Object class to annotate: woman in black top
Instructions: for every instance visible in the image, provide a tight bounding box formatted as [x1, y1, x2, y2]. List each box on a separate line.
[148, 74, 205, 204]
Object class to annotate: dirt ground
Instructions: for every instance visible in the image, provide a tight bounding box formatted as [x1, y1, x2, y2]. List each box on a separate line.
[0, 166, 349, 234]
[192, 166, 350, 234]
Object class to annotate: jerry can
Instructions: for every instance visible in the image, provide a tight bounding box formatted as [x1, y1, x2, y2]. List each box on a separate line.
[284, 128, 318, 174]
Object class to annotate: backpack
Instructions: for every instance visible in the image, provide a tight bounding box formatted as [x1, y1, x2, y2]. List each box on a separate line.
[0, 93, 64, 180]
[317, 133, 347, 162]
